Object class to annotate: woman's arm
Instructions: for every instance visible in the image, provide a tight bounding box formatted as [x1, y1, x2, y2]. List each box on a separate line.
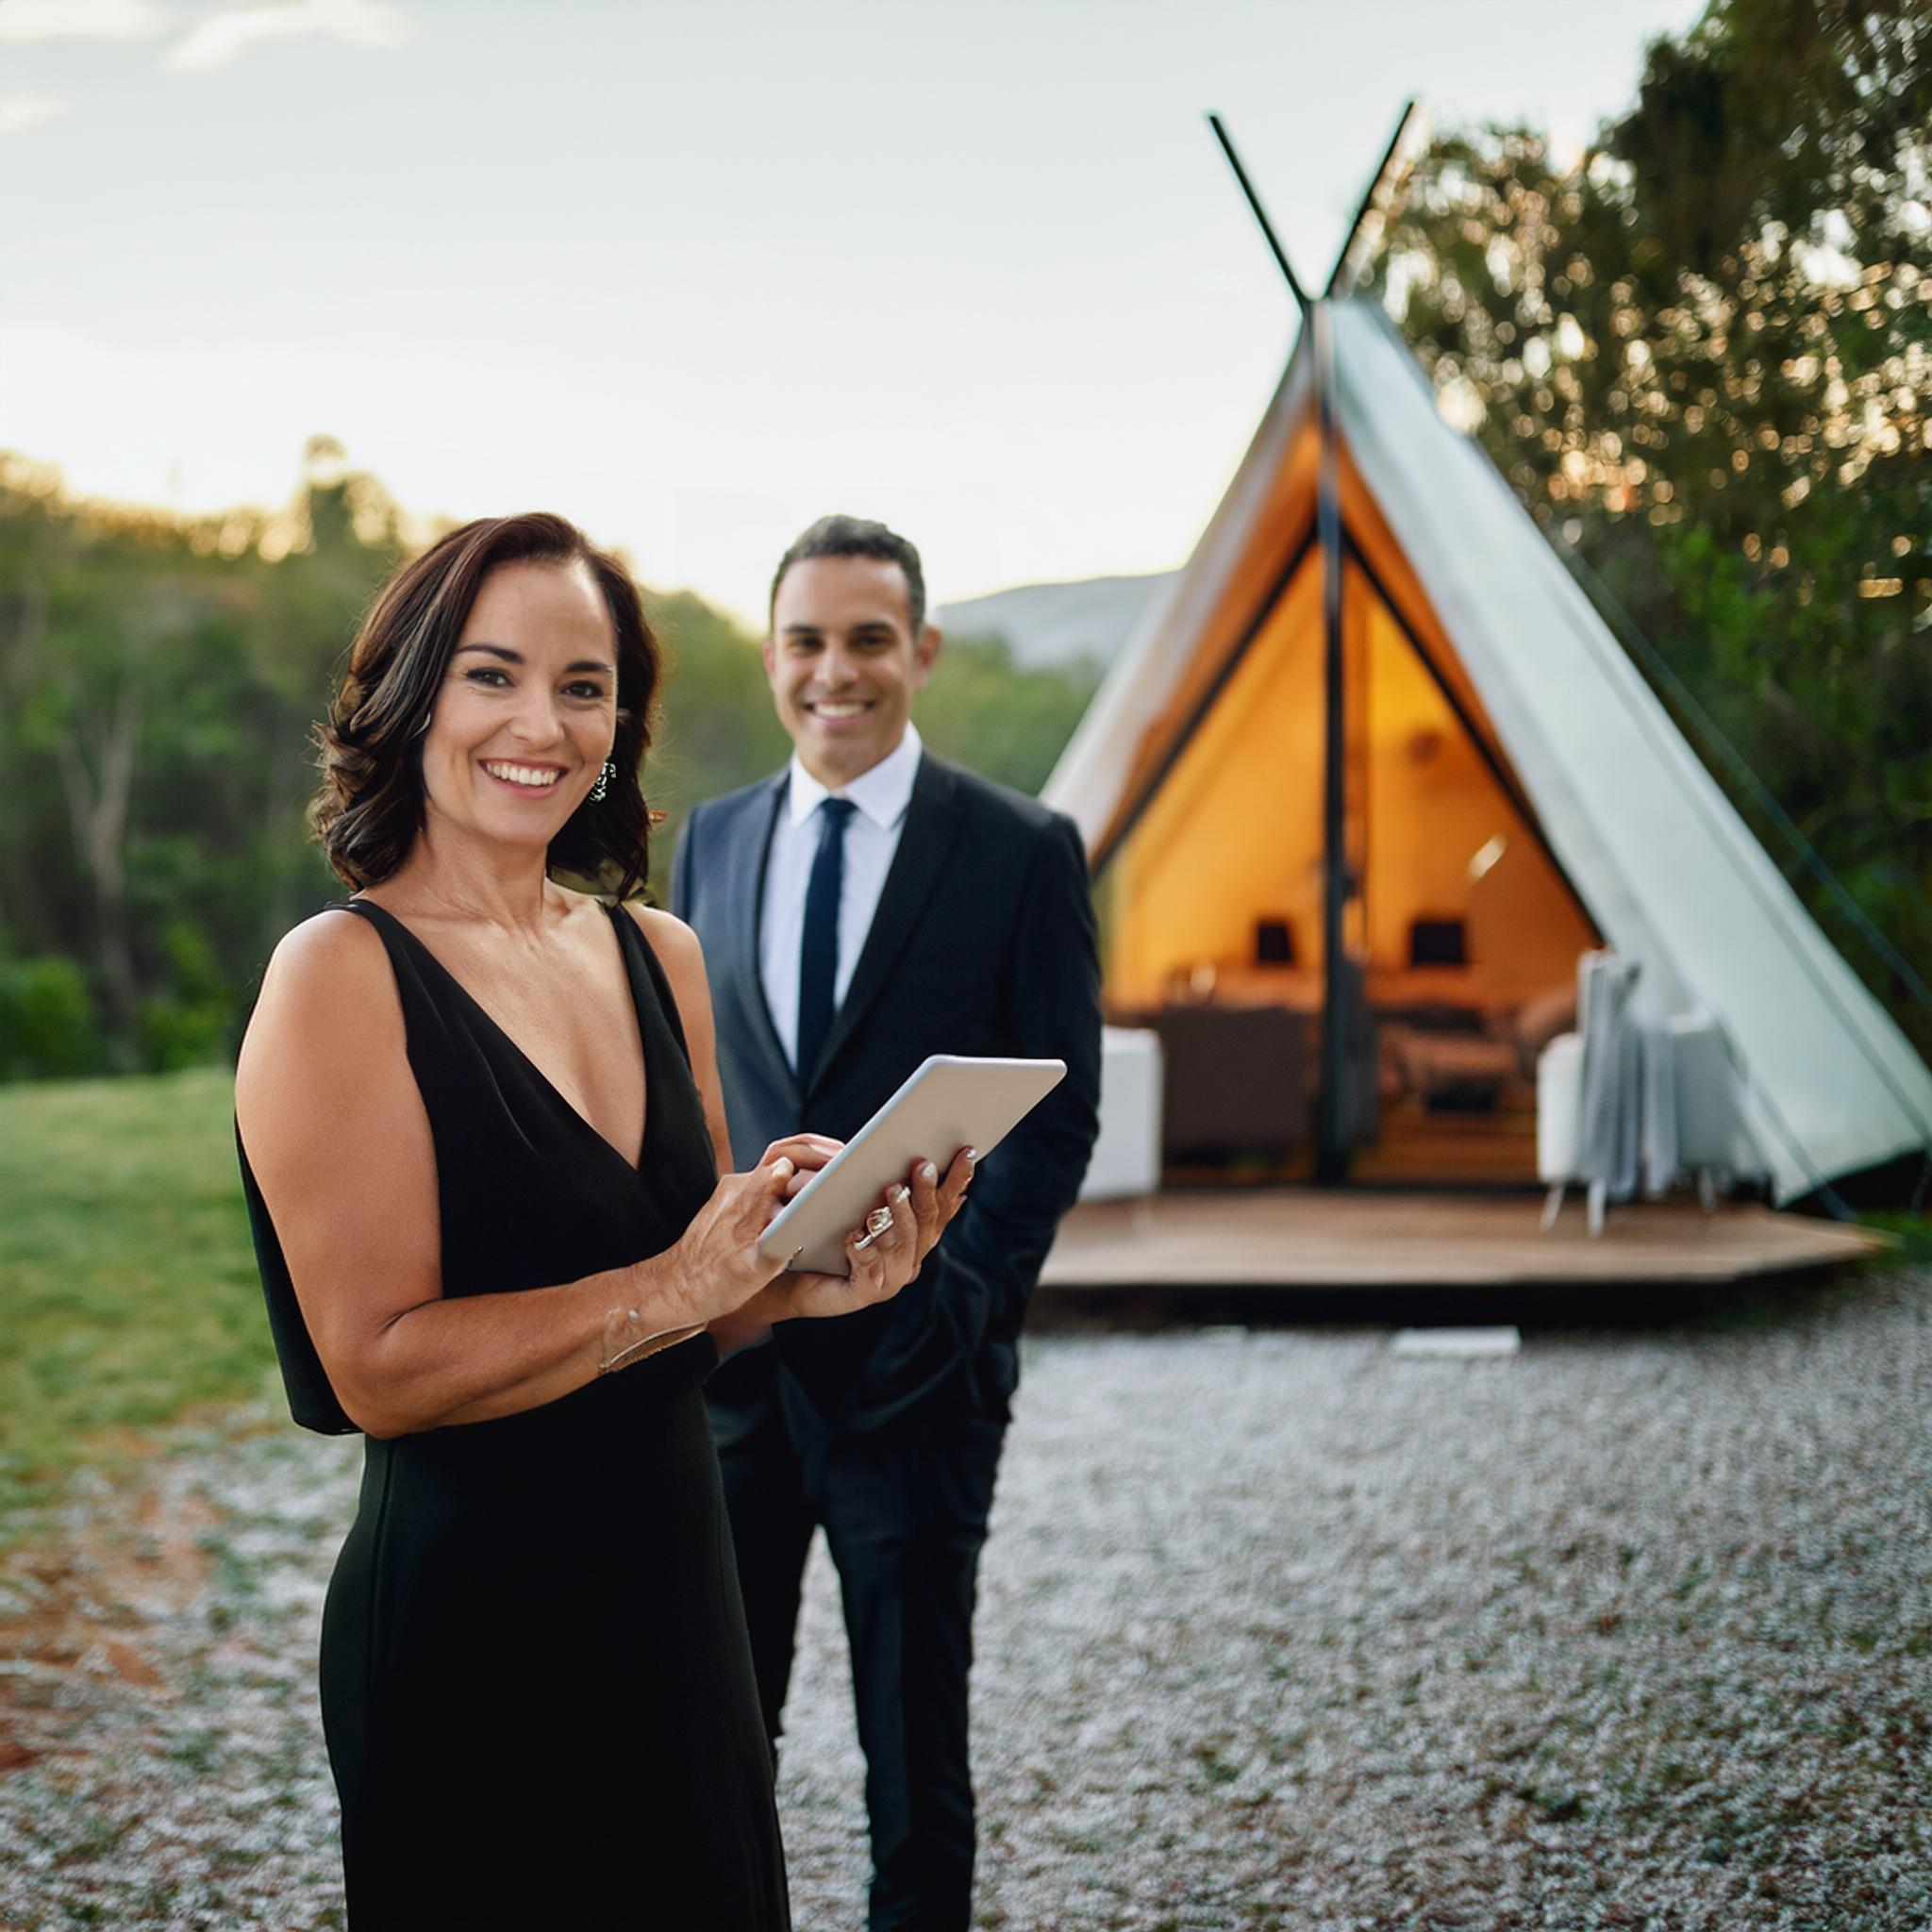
[236, 911, 799, 1438]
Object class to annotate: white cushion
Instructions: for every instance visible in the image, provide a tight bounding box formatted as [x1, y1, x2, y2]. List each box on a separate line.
[1537, 1031, 1583, 1182]
[1080, 1026, 1164, 1201]
[1668, 1011, 1740, 1168]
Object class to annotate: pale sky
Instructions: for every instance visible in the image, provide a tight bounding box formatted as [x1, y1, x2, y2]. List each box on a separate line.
[2, 0, 1706, 625]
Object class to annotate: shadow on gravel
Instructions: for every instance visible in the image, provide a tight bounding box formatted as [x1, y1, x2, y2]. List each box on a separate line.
[1027, 1257, 1905, 1341]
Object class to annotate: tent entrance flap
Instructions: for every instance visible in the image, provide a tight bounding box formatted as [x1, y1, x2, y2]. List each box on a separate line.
[1099, 541, 1599, 1185]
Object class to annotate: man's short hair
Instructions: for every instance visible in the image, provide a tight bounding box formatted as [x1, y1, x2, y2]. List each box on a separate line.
[769, 514, 926, 637]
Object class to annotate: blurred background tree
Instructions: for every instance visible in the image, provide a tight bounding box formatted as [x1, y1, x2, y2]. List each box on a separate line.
[0, 438, 405, 1078]
[644, 591, 1096, 866]
[0, 445, 1099, 1081]
[1368, 0, 1931, 1057]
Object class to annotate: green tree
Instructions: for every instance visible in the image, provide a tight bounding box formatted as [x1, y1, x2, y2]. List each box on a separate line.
[0, 449, 1100, 1074]
[917, 636, 1102, 798]
[0, 442, 398, 1074]
[637, 601, 1100, 896]
[1369, 0, 1932, 1058]
[642, 589, 793, 884]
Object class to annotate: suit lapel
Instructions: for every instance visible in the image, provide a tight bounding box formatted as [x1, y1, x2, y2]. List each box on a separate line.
[727, 775, 796, 1102]
[808, 754, 964, 1091]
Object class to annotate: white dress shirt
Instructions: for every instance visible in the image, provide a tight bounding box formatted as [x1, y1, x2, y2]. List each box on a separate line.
[759, 721, 923, 1074]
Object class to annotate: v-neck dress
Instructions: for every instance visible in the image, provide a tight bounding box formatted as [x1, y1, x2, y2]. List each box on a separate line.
[236, 898, 790, 1931]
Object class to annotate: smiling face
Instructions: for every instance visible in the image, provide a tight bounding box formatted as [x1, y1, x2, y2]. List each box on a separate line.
[764, 554, 941, 788]
[419, 558, 619, 855]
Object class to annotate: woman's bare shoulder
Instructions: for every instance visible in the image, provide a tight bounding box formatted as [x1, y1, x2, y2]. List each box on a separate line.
[257, 905, 392, 1016]
[622, 901, 707, 973]
[240, 907, 402, 1093]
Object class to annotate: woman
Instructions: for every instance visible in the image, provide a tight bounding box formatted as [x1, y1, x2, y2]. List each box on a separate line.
[234, 512, 971, 1930]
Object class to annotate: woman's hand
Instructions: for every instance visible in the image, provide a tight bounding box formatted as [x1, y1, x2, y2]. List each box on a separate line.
[764, 1144, 976, 1324]
[649, 1135, 843, 1326]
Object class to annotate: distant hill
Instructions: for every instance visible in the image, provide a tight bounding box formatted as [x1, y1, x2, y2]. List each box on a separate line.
[934, 571, 1177, 672]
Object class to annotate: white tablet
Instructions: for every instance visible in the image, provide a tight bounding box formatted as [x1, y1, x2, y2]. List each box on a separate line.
[758, 1055, 1067, 1275]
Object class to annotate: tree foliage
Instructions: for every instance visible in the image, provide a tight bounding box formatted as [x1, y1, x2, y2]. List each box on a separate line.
[1368, 0, 1932, 1058]
[0, 440, 405, 1075]
[0, 451, 1098, 1079]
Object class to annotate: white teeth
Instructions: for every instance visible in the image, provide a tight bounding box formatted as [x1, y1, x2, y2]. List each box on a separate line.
[814, 702, 867, 718]
[483, 761, 560, 789]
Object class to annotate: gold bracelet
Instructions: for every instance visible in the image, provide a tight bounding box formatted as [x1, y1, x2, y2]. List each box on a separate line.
[598, 1304, 704, 1375]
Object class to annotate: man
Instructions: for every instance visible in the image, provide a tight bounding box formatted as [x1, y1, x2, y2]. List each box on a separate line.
[671, 514, 1101, 1931]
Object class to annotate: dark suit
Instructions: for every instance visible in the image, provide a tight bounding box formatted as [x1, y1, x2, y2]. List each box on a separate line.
[672, 748, 1101, 1932]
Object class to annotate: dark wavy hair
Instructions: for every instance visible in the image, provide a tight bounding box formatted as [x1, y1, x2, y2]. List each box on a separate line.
[310, 513, 661, 900]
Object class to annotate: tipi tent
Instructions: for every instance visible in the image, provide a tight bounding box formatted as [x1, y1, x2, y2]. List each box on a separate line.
[1045, 297, 1932, 1205]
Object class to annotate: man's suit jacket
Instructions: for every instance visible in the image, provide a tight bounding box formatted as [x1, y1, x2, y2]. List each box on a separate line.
[670, 749, 1102, 1434]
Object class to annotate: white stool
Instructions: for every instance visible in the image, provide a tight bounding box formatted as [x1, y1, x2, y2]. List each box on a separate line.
[1537, 1031, 1584, 1231]
[1668, 1011, 1740, 1212]
[1079, 1026, 1163, 1201]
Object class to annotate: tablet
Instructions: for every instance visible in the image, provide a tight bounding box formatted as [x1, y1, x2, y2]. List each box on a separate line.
[758, 1055, 1067, 1275]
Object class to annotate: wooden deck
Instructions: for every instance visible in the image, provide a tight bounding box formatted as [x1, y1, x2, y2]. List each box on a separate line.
[1037, 1190, 1886, 1312]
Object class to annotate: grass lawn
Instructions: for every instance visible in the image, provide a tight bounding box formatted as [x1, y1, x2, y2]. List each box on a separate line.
[0, 1066, 274, 1539]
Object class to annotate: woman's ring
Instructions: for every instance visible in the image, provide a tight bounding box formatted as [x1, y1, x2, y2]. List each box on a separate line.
[865, 1206, 894, 1240]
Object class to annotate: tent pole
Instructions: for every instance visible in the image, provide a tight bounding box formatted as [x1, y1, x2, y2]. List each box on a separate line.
[1314, 297, 1352, 1185]
[1206, 114, 1311, 312]
[1325, 99, 1425, 300]
[1203, 112, 1350, 1175]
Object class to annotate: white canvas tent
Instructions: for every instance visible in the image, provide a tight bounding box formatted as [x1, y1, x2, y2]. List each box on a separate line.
[1046, 297, 1932, 1205]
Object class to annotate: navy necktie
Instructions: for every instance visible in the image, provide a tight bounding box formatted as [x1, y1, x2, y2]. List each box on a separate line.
[795, 796, 857, 1081]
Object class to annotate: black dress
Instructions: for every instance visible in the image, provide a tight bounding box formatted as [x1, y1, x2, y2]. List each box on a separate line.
[237, 898, 791, 1931]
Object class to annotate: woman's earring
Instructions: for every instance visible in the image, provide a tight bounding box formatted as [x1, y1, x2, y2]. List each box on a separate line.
[589, 759, 615, 804]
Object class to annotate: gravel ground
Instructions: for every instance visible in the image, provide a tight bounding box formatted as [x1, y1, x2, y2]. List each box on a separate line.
[3, 1265, 1930, 1930]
